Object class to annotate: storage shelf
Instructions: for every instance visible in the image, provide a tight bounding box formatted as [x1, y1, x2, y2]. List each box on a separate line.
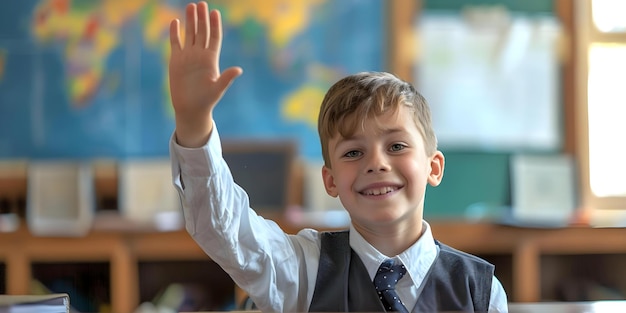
[0, 216, 208, 313]
[430, 221, 626, 302]
[2, 217, 626, 312]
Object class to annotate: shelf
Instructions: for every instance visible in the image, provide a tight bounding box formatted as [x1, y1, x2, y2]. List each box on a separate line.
[429, 221, 626, 302]
[540, 254, 626, 301]
[138, 260, 235, 311]
[0, 220, 207, 313]
[2, 218, 626, 312]
[32, 262, 110, 312]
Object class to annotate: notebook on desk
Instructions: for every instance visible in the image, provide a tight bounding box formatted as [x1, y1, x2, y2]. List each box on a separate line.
[0, 294, 69, 313]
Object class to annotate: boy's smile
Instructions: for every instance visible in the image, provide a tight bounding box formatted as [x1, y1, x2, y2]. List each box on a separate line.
[358, 183, 402, 198]
[321, 105, 444, 246]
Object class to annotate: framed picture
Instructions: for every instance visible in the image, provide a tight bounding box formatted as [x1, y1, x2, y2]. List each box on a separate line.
[221, 139, 297, 215]
[118, 159, 181, 230]
[510, 154, 577, 225]
[27, 162, 94, 236]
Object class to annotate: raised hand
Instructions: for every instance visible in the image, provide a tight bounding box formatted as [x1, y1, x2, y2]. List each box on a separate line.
[169, 1, 242, 148]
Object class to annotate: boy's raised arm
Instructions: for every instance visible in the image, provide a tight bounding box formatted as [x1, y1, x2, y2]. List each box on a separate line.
[169, 1, 242, 148]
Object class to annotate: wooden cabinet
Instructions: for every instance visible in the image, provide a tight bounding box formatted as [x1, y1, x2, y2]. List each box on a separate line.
[0, 220, 210, 313]
[1, 219, 626, 312]
[430, 222, 626, 302]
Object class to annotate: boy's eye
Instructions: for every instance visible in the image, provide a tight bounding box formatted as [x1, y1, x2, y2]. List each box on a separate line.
[390, 143, 406, 152]
[344, 150, 362, 158]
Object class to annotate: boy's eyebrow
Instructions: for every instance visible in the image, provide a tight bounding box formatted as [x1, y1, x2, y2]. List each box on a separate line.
[362, 127, 408, 137]
[377, 127, 407, 134]
[336, 127, 408, 143]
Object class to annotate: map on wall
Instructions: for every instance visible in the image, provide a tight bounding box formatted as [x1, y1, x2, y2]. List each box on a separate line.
[0, 0, 384, 160]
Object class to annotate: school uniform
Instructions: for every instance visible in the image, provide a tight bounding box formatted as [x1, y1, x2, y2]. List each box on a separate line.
[170, 126, 508, 313]
[310, 231, 494, 312]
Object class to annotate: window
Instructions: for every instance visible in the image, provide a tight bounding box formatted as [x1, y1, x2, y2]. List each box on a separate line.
[576, 0, 626, 215]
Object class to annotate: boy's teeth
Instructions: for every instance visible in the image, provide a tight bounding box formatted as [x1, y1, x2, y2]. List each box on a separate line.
[365, 187, 394, 195]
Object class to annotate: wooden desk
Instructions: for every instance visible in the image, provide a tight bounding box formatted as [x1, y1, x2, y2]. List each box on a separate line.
[188, 301, 626, 313]
[509, 300, 626, 313]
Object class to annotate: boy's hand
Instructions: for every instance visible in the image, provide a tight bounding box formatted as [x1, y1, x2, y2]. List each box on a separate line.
[169, 1, 242, 148]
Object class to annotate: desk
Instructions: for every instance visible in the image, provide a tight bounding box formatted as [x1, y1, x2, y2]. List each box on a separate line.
[190, 302, 626, 313]
[509, 301, 626, 313]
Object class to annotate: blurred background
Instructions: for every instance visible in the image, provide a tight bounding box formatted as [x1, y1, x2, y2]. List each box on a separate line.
[0, 0, 625, 312]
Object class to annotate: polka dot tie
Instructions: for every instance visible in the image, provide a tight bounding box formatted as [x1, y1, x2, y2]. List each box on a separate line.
[373, 259, 409, 313]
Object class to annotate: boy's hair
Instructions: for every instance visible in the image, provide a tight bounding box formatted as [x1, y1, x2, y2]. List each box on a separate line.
[318, 71, 437, 167]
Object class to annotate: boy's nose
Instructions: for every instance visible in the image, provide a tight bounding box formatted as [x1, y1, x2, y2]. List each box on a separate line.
[365, 151, 391, 173]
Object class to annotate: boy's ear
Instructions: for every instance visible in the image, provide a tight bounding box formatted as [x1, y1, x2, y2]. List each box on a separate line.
[427, 151, 445, 187]
[321, 166, 339, 197]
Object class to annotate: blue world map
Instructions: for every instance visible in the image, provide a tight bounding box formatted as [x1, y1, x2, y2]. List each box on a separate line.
[0, 0, 384, 161]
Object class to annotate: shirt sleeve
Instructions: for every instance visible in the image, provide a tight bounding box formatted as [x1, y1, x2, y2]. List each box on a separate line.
[488, 275, 509, 313]
[169, 126, 319, 312]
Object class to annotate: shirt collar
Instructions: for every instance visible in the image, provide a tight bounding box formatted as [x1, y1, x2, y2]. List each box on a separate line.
[349, 221, 438, 288]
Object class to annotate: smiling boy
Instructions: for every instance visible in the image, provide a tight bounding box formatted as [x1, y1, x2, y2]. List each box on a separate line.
[168, 2, 508, 312]
[317, 74, 441, 258]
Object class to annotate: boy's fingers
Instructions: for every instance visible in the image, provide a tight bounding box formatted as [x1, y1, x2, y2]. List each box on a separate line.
[196, 2, 209, 49]
[217, 66, 243, 91]
[169, 19, 182, 52]
[184, 3, 197, 49]
[208, 9, 223, 59]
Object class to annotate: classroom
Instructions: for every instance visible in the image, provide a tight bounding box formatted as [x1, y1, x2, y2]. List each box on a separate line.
[0, 0, 625, 312]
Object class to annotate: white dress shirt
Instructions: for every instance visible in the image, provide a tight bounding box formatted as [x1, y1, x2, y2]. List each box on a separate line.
[170, 126, 508, 313]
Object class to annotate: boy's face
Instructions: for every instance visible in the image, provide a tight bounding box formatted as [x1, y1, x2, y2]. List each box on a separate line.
[321, 105, 444, 231]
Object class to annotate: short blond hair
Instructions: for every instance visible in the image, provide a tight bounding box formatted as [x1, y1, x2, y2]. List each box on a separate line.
[318, 71, 437, 167]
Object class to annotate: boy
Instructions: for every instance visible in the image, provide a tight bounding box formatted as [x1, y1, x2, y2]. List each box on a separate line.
[169, 2, 508, 312]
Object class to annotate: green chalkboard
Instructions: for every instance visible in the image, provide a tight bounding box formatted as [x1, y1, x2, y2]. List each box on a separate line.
[424, 152, 511, 220]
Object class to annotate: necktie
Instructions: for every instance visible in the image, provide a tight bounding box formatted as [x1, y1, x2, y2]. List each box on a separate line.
[374, 259, 409, 313]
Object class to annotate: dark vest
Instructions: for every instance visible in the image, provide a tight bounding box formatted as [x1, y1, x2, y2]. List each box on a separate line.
[308, 231, 493, 312]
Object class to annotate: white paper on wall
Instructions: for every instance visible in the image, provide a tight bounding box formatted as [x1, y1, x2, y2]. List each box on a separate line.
[416, 12, 562, 151]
